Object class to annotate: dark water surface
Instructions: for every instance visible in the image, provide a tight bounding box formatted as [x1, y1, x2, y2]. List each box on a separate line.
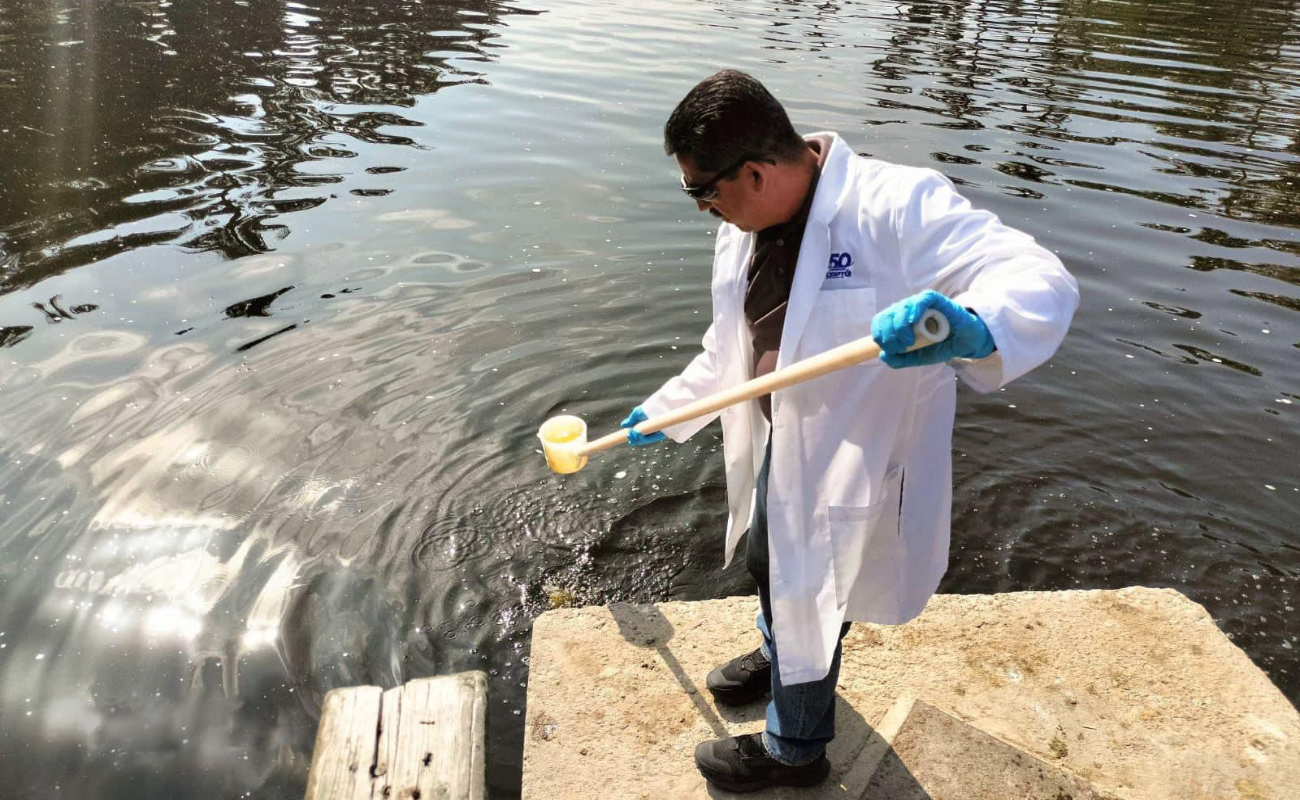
[1, 0, 1297, 796]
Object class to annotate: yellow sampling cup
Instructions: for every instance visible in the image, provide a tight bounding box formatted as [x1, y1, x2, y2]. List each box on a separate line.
[537, 415, 588, 474]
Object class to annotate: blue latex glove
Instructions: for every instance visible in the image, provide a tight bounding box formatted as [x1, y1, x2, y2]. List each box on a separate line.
[871, 290, 996, 369]
[620, 406, 666, 446]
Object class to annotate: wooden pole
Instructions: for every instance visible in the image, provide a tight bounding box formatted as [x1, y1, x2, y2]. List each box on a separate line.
[577, 309, 949, 457]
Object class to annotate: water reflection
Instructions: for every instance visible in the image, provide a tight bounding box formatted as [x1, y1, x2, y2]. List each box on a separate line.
[0, 0, 530, 292]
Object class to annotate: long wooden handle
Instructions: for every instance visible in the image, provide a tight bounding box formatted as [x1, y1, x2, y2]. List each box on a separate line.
[577, 310, 949, 457]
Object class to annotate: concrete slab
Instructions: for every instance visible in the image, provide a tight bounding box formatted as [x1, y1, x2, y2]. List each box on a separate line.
[521, 588, 1300, 800]
[861, 696, 1118, 799]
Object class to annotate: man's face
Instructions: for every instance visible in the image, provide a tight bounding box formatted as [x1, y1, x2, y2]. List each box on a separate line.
[676, 154, 756, 231]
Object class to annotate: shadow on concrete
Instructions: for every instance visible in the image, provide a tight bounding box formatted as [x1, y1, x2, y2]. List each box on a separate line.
[609, 601, 730, 740]
[609, 602, 930, 799]
[823, 697, 933, 800]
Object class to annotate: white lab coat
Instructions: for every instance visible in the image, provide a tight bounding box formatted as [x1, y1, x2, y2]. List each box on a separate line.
[640, 132, 1079, 685]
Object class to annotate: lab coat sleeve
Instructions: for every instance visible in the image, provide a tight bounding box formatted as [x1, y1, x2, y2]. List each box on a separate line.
[638, 322, 722, 442]
[891, 168, 1079, 392]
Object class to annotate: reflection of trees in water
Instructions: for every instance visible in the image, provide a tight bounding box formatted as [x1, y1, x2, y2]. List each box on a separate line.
[837, 0, 1300, 226]
[1044, 0, 1300, 226]
[859, 0, 1082, 134]
[0, 0, 532, 293]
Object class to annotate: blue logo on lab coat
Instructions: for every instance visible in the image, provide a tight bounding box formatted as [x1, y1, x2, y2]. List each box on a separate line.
[826, 252, 853, 279]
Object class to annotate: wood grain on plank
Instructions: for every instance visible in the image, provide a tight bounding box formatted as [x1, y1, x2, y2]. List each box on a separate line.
[305, 685, 383, 800]
[306, 673, 487, 800]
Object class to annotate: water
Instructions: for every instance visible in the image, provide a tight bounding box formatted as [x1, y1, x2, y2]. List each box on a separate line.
[1, 0, 1296, 796]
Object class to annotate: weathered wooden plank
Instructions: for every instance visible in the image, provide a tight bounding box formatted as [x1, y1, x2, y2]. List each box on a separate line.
[304, 685, 383, 800]
[372, 672, 487, 800]
[306, 672, 487, 800]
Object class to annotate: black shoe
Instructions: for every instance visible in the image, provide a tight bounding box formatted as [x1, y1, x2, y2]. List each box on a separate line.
[706, 647, 771, 706]
[694, 732, 830, 793]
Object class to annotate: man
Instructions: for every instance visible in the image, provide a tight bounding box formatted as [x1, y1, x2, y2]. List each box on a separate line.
[620, 70, 1079, 792]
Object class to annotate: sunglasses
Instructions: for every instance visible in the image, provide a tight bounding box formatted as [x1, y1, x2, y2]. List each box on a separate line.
[679, 154, 752, 202]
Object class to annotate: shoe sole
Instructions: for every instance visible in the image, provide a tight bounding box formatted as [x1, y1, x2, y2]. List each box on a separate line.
[698, 759, 831, 793]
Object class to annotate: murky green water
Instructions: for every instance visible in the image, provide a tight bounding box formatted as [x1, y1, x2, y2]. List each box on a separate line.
[1, 0, 1297, 796]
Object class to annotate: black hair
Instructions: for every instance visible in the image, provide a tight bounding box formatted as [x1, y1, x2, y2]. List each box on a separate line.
[663, 70, 807, 174]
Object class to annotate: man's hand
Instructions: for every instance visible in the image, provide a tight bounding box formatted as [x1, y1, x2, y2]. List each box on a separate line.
[621, 406, 667, 446]
[872, 290, 996, 368]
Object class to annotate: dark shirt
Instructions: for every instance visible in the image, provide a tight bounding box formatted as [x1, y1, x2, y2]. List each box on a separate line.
[744, 137, 829, 421]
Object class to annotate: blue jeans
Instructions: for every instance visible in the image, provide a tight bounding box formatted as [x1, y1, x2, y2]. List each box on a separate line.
[745, 439, 851, 766]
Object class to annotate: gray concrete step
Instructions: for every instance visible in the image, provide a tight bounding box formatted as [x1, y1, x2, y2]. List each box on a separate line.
[521, 589, 1300, 799]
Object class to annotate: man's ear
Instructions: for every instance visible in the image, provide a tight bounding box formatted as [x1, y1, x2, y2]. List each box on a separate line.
[747, 162, 766, 192]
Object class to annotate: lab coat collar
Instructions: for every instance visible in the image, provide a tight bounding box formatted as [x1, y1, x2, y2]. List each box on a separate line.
[774, 132, 854, 372]
[806, 131, 852, 226]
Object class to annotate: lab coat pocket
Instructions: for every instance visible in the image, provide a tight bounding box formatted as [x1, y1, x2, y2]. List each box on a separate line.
[802, 288, 876, 354]
[828, 470, 904, 608]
